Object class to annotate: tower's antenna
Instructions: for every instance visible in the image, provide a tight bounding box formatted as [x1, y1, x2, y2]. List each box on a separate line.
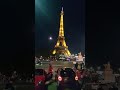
[62, 7, 63, 11]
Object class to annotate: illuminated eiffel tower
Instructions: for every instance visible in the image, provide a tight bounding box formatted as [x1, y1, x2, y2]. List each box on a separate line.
[52, 7, 71, 56]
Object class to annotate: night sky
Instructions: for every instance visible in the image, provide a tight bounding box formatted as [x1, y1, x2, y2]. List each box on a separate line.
[86, 1, 120, 67]
[35, 0, 85, 56]
[0, 0, 34, 73]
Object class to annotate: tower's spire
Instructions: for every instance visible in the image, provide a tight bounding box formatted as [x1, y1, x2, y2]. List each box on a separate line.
[59, 7, 64, 37]
[62, 7, 63, 12]
[61, 7, 64, 15]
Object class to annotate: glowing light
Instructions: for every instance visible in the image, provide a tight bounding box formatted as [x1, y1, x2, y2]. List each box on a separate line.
[75, 76, 78, 80]
[52, 50, 56, 54]
[49, 36, 53, 40]
[58, 76, 62, 81]
[52, 7, 71, 56]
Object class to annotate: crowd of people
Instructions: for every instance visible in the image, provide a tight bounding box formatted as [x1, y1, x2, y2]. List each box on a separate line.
[0, 71, 34, 83]
[0, 71, 34, 90]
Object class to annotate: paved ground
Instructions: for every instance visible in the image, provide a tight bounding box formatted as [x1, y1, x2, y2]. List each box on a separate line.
[2, 80, 120, 90]
[0, 81, 73, 90]
[35, 61, 74, 72]
[0, 84, 34, 90]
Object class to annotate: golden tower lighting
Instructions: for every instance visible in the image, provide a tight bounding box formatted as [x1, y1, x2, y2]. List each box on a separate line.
[52, 7, 71, 56]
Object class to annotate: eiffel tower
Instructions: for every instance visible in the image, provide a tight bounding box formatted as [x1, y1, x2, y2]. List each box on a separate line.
[52, 7, 71, 57]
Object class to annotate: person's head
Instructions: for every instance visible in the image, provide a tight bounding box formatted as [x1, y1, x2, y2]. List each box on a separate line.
[112, 84, 117, 88]
[99, 85, 102, 88]
[10, 80, 13, 84]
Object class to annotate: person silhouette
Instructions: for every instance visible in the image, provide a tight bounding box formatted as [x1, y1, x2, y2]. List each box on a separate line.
[97, 85, 104, 90]
[5, 79, 14, 90]
[112, 85, 118, 90]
